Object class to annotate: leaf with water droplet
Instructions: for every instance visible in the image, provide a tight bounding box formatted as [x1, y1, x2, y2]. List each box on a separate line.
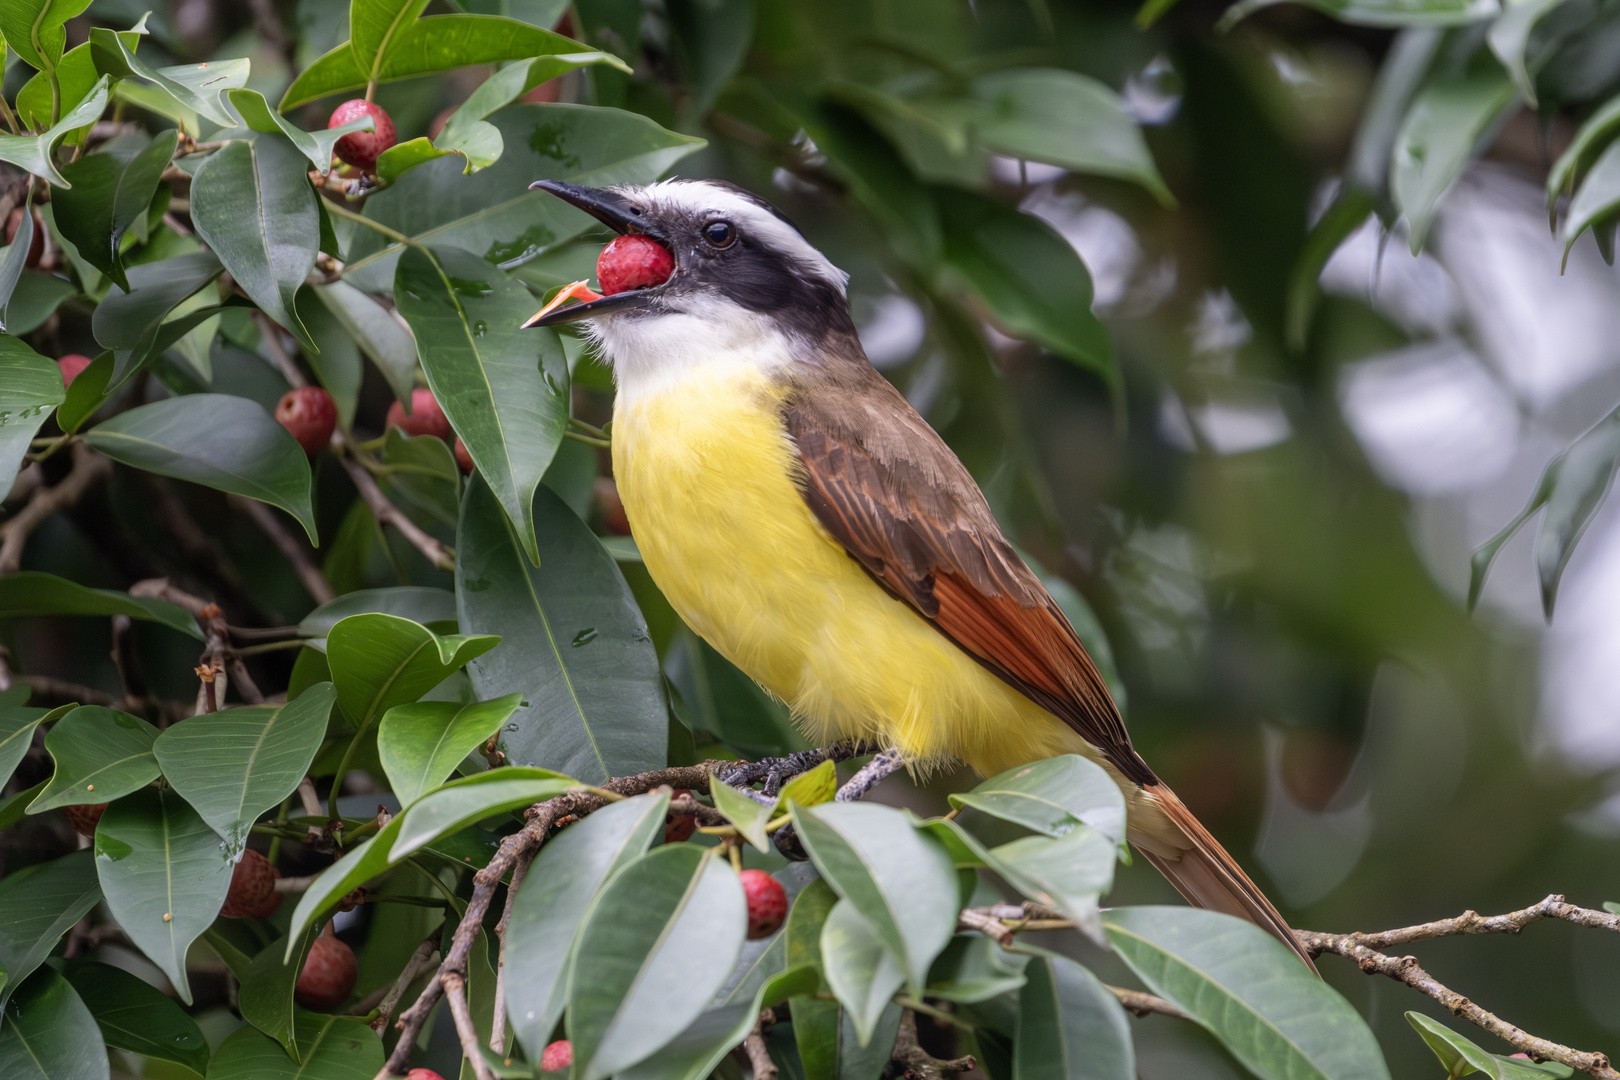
[572, 628, 599, 647]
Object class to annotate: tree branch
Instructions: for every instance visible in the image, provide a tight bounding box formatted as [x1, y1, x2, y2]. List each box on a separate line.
[0, 443, 111, 574]
[334, 434, 455, 573]
[230, 494, 336, 604]
[889, 1010, 975, 1080]
[742, 1011, 777, 1080]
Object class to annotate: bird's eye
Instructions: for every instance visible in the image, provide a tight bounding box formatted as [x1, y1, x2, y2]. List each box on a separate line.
[703, 220, 735, 248]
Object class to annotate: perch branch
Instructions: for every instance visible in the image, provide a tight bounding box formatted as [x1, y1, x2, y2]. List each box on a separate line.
[890, 1010, 976, 1080]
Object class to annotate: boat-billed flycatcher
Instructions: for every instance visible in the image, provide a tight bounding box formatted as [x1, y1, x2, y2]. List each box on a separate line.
[528, 178, 1311, 969]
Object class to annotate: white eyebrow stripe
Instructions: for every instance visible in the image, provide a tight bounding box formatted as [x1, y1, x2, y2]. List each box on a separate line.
[628, 179, 849, 295]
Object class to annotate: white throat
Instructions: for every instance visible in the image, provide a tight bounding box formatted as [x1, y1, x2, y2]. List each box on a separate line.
[585, 300, 798, 405]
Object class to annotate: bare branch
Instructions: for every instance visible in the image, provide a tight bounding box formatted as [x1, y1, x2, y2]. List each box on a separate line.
[1108, 986, 1185, 1020]
[1306, 894, 1620, 950]
[890, 1010, 975, 1080]
[0, 443, 111, 574]
[444, 973, 497, 1080]
[334, 434, 455, 572]
[230, 494, 335, 604]
[742, 1011, 777, 1080]
[490, 844, 539, 1053]
[366, 936, 439, 1035]
[255, 313, 307, 388]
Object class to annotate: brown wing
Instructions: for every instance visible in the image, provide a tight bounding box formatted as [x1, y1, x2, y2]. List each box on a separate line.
[782, 360, 1156, 789]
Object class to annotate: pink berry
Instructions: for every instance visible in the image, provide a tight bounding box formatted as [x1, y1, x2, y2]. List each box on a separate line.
[57, 354, 93, 387]
[275, 387, 337, 455]
[64, 802, 106, 837]
[739, 869, 787, 940]
[219, 850, 276, 919]
[385, 388, 453, 442]
[596, 235, 673, 296]
[294, 925, 358, 1011]
[407, 1070, 447, 1080]
[453, 436, 474, 475]
[541, 1040, 573, 1072]
[328, 100, 397, 172]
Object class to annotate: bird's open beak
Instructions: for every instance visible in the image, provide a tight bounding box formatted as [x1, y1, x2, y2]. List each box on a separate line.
[523, 180, 664, 327]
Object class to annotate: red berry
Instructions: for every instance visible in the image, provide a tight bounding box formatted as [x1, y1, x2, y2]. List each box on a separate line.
[454, 436, 474, 474]
[664, 788, 696, 844]
[65, 802, 106, 837]
[596, 235, 674, 296]
[57, 354, 93, 388]
[6, 207, 43, 267]
[294, 925, 358, 1011]
[541, 1040, 573, 1072]
[328, 100, 396, 172]
[407, 1071, 448, 1080]
[220, 849, 276, 919]
[739, 869, 787, 940]
[275, 387, 337, 455]
[245, 868, 283, 920]
[385, 388, 453, 442]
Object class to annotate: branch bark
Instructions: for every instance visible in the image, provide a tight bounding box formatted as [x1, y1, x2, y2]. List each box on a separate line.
[229, 494, 335, 605]
[889, 1010, 975, 1080]
[335, 434, 455, 573]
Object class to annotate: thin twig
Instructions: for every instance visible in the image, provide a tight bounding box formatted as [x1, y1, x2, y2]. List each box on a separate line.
[367, 936, 439, 1034]
[444, 974, 497, 1080]
[230, 494, 336, 604]
[1108, 986, 1185, 1020]
[742, 1011, 777, 1080]
[490, 844, 538, 1053]
[0, 444, 112, 574]
[255, 312, 308, 388]
[334, 434, 455, 572]
[1304, 894, 1620, 949]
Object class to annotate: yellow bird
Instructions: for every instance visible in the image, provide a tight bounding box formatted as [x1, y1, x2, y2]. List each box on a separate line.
[529, 178, 1313, 969]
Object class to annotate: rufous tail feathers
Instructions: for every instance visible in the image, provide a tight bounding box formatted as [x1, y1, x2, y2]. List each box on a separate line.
[1136, 782, 1318, 974]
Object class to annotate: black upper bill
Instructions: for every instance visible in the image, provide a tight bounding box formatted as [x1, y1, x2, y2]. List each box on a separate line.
[528, 180, 653, 238]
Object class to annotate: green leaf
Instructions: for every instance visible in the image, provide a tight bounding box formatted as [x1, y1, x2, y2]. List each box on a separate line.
[16, 21, 145, 131]
[0, 967, 108, 1080]
[779, 759, 838, 808]
[389, 766, 578, 858]
[153, 683, 337, 852]
[280, 15, 591, 110]
[948, 755, 1126, 845]
[988, 827, 1117, 940]
[238, 926, 320, 1054]
[790, 801, 958, 993]
[0, 704, 69, 788]
[506, 791, 670, 1058]
[0, 781, 47, 830]
[1014, 955, 1133, 1080]
[457, 477, 668, 784]
[89, 251, 223, 388]
[376, 427, 461, 528]
[1486, 0, 1564, 106]
[925, 935, 1028, 1004]
[311, 281, 421, 407]
[0, 0, 94, 71]
[820, 899, 905, 1046]
[94, 787, 235, 1004]
[51, 130, 178, 291]
[1406, 1013, 1571, 1079]
[227, 88, 375, 175]
[190, 136, 320, 347]
[395, 245, 569, 563]
[284, 814, 408, 950]
[207, 1017, 383, 1080]
[785, 878, 898, 1080]
[666, 632, 809, 759]
[378, 692, 523, 804]
[376, 136, 464, 183]
[1286, 187, 1376, 350]
[299, 588, 456, 649]
[0, 850, 101, 1009]
[1104, 907, 1390, 1080]
[666, 0, 754, 116]
[1548, 94, 1620, 205]
[1391, 69, 1517, 253]
[932, 186, 1115, 383]
[1219, 0, 1497, 30]
[29, 705, 160, 812]
[0, 78, 110, 187]
[350, 0, 433, 82]
[567, 845, 747, 1080]
[326, 612, 501, 730]
[85, 393, 318, 542]
[3, 270, 76, 339]
[62, 959, 210, 1075]
[0, 570, 200, 638]
[711, 776, 776, 851]
[1564, 141, 1620, 259]
[340, 105, 703, 291]
[0, 198, 37, 331]
[0, 335, 63, 499]
[88, 29, 249, 129]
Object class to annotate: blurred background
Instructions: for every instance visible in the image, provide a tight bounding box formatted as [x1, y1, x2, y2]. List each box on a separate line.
[8, 0, 1620, 1074]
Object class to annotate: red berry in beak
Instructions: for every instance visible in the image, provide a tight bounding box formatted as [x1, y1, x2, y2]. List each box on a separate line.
[329, 100, 397, 172]
[596, 235, 673, 296]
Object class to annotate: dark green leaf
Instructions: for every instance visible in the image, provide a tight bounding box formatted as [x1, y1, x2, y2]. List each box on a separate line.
[568, 844, 747, 1080]
[153, 683, 337, 852]
[0, 0, 94, 71]
[238, 927, 320, 1053]
[390, 766, 577, 857]
[1014, 955, 1133, 1080]
[506, 791, 669, 1057]
[1104, 907, 1390, 1080]
[297, 586, 457, 647]
[458, 477, 668, 784]
[190, 136, 320, 347]
[1286, 187, 1376, 350]
[4, 270, 77, 338]
[1219, 0, 1495, 30]
[1565, 141, 1620, 259]
[1406, 1013, 1572, 1079]
[394, 245, 569, 562]
[311, 281, 420, 406]
[55, 351, 114, 433]
[94, 787, 235, 1004]
[51, 130, 178, 291]
[948, 755, 1126, 845]
[0, 704, 69, 788]
[0, 570, 200, 638]
[284, 814, 408, 949]
[1391, 70, 1517, 253]
[0, 77, 111, 187]
[665, 631, 810, 759]
[0, 197, 35, 330]
[666, 0, 754, 116]
[790, 801, 958, 993]
[89, 251, 223, 388]
[279, 16, 591, 110]
[820, 899, 904, 1045]
[326, 612, 500, 730]
[376, 426, 461, 529]
[88, 29, 249, 129]
[0, 781, 46, 830]
[1548, 94, 1620, 204]
[85, 393, 318, 542]
[62, 959, 209, 1075]
[926, 935, 1028, 1004]
[932, 186, 1115, 383]
[300, 285, 363, 428]
[207, 1016, 383, 1080]
[28, 705, 160, 812]
[0, 967, 108, 1080]
[0, 850, 101, 1008]
[378, 692, 523, 803]
[227, 88, 374, 175]
[0, 335, 63, 498]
